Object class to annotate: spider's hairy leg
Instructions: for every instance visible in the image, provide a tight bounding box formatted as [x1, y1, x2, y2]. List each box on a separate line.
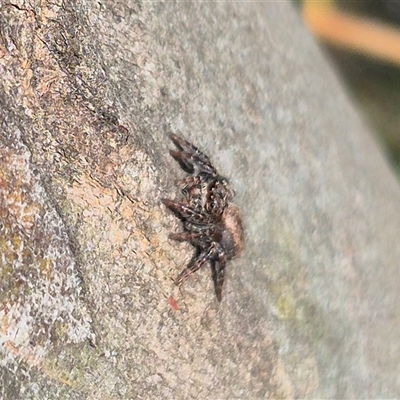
[162, 198, 209, 224]
[174, 249, 211, 286]
[170, 150, 215, 176]
[178, 176, 203, 205]
[169, 232, 203, 242]
[168, 134, 216, 176]
[178, 176, 201, 195]
[211, 257, 226, 302]
[170, 134, 201, 154]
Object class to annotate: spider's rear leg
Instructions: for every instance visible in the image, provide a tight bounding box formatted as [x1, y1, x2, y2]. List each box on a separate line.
[211, 255, 227, 302]
[174, 249, 212, 287]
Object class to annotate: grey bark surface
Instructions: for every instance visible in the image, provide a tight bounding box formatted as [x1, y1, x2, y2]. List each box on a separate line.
[1, 0, 400, 398]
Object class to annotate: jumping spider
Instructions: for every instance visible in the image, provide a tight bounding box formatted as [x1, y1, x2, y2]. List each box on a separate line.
[162, 134, 244, 301]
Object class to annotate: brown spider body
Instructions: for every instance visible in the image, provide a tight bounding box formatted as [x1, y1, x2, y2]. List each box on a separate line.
[162, 134, 244, 301]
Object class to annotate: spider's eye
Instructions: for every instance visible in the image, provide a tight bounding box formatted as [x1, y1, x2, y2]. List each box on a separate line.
[206, 201, 215, 212]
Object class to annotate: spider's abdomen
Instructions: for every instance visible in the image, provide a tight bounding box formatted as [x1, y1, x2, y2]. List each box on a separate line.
[220, 203, 244, 260]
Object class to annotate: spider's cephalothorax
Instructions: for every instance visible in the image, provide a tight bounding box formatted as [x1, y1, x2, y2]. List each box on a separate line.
[162, 134, 244, 301]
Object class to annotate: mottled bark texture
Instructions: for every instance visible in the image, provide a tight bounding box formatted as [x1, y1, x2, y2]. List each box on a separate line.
[1, 1, 400, 399]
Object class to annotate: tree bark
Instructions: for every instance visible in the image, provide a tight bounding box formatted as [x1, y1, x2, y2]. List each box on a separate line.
[1, 0, 400, 398]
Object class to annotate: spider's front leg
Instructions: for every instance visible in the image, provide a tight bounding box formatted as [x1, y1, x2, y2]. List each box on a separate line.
[178, 176, 201, 196]
[161, 198, 210, 224]
[168, 232, 203, 242]
[178, 176, 203, 210]
[169, 134, 216, 176]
